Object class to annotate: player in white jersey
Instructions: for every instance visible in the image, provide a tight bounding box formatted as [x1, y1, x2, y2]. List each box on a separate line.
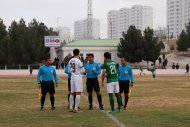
[69, 49, 84, 113]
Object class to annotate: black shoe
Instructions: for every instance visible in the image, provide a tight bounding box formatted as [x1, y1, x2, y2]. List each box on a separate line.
[89, 104, 93, 110]
[73, 110, 78, 113]
[51, 107, 56, 110]
[40, 106, 44, 111]
[123, 105, 127, 109]
[99, 105, 104, 110]
[69, 109, 73, 112]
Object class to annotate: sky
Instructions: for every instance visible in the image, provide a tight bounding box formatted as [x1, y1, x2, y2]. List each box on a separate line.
[0, 0, 167, 38]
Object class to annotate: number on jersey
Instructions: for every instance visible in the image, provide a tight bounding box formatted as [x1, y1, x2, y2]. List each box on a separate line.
[110, 65, 116, 74]
[70, 63, 76, 73]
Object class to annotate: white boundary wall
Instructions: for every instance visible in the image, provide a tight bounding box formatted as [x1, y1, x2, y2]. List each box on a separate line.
[0, 69, 187, 76]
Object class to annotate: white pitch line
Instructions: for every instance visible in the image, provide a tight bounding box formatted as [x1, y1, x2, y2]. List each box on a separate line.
[82, 94, 126, 127]
[61, 79, 126, 127]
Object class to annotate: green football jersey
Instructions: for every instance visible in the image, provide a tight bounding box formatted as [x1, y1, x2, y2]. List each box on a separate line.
[103, 60, 118, 83]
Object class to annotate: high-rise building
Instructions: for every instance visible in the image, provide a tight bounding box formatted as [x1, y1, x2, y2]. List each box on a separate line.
[54, 27, 71, 42]
[107, 10, 119, 39]
[74, 19, 100, 40]
[167, 0, 190, 38]
[107, 5, 153, 39]
[74, 0, 100, 40]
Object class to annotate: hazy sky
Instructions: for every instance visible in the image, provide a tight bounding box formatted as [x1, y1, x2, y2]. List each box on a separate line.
[0, 0, 167, 38]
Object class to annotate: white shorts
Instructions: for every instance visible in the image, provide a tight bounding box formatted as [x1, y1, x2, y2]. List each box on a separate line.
[71, 76, 83, 93]
[107, 82, 119, 93]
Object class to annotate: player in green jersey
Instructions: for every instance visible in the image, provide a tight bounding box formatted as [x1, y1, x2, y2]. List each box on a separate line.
[102, 52, 122, 113]
[148, 64, 157, 78]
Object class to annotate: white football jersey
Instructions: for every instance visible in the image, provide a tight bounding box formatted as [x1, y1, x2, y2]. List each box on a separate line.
[69, 57, 85, 77]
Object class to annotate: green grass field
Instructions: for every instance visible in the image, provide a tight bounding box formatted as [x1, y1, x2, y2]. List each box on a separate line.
[0, 75, 190, 127]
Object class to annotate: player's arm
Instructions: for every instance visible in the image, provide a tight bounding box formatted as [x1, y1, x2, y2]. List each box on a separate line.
[102, 69, 106, 87]
[129, 67, 134, 87]
[118, 66, 120, 78]
[65, 64, 71, 75]
[37, 67, 43, 89]
[101, 63, 107, 86]
[84, 64, 88, 74]
[53, 68, 58, 87]
[80, 61, 85, 74]
[95, 64, 101, 75]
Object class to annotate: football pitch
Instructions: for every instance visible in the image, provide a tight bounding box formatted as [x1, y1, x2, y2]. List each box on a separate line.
[0, 75, 190, 127]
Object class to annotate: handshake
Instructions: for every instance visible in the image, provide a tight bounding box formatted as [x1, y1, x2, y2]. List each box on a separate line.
[85, 68, 96, 74]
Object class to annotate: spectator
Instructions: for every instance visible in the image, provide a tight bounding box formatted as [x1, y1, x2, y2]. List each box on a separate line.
[185, 64, 189, 74]
[147, 64, 157, 78]
[162, 60, 166, 69]
[165, 58, 168, 67]
[30, 66, 33, 75]
[162, 54, 165, 60]
[80, 56, 85, 65]
[158, 57, 162, 67]
[61, 62, 65, 69]
[140, 66, 145, 76]
[176, 63, 179, 70]
[172, 63, 175, 69]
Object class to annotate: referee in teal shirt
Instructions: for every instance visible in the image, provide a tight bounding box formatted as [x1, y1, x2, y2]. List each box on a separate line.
[118, 57, 134, 109]
[84, 54, 104, 110]
[37, 56, 58, 110]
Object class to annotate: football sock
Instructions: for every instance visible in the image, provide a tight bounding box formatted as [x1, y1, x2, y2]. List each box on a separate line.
[50, 96, 55, 108]
[68, 94, 70, 103]
[88, 95, 93, 105]
[120, 95, 123, 106]
[69, 95, 74, 110]
[75, 95, 81, 110]
[115, 94, 121, 110]
[124, 95, 129, 106]
[41, 95, 46, 107]
[109, 93, 114, 111]
[97, 94, 102, 105]
[74, 94, 76, 107]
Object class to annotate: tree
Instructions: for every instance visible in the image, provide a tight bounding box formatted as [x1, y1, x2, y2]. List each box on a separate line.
[8, 18, 57, 64]
[117, 26, 144, 63]
[8, 19, 29, 64]
[185, 21, 190, 48]
[170, 33, 174, 39]
[170, 44, 175, 52]
[143, 27, 164, 66]
[162, 34, 167, 40]
[159, 41, 165, 50]
[27, 19, 53, 64]
[63, 53, 72, 64]
[0, 19, 7, 40]
[177, 30, 188, 53]
[0, 19, 13, 65]
[177, 21, 190, 53]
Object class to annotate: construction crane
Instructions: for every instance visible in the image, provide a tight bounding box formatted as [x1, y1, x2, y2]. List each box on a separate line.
[87, 0, 93, 39]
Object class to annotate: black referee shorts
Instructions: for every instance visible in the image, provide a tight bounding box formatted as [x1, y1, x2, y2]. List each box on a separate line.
[68, 78, 71, 92]
[86, 78, 100, 93]
[41, 80, 55, 95]
[119, 80, 130, 94]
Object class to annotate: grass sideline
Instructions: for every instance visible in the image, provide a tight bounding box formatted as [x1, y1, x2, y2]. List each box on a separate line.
[0, 75, 190, 127]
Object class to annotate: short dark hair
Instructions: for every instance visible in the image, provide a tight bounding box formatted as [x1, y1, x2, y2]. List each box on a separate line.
[73, 49, 80, 56]
[44, 54, 50, 61]
[104, 52, 111, 60]
[120, 56, 127, 61]
[88, 54, 94, 57]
